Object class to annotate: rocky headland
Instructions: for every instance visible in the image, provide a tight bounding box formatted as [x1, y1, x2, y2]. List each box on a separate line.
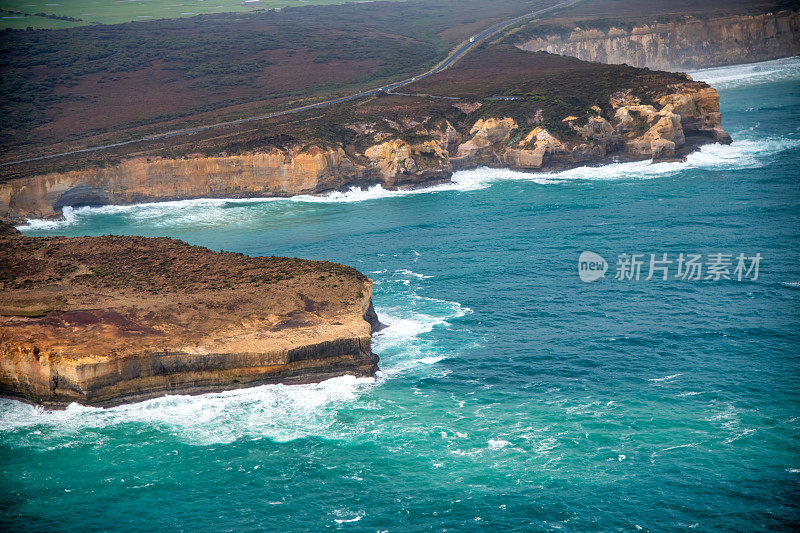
[0, 42, 742, 407]
[0, 46, 732, 225]
[0, 224, 381, 407]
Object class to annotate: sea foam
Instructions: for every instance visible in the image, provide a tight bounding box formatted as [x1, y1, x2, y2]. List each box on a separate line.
[0, 267, 470, 445]
[688, 56, 800, 89]
[16, 56, 800, 233]
[17, 135, 798, 232]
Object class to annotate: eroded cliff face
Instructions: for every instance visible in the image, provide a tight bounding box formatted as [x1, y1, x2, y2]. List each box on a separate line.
[0, 230, 380, 407]
[0, 82, 730, 224]
[0, 146, 364, 222]
[516, 9, 800, 71]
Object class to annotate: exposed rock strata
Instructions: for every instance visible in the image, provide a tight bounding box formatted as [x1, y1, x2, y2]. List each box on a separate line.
[0, 82, 730, 224]
[516, 9, 800, 71]
[0, 227, 380, 407]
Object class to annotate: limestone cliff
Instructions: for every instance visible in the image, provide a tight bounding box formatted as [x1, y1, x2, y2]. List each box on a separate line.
[0, 82, 730, 224]
[0, 228, 381, 407]
[0, 146, 365, 222]
[516, 9, 800, 71]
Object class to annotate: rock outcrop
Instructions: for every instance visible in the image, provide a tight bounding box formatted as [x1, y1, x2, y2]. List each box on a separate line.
[0, 146, 365, 223]
[0, 82, 730, 224]
[516, 9, 800, 71]
[453, 117, 519, 167]
[363, 132, 452, 186]
[504, 126, 567, 169]
[0, 227, 380, 407]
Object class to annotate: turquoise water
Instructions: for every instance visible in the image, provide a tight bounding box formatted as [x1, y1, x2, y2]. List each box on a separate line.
[3, 58, 800, 531]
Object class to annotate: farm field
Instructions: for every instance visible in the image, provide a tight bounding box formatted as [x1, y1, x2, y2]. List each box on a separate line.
[0, 0, 393, 29]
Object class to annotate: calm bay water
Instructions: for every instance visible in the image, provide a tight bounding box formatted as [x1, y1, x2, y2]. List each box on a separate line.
[3, 58, 800, 531]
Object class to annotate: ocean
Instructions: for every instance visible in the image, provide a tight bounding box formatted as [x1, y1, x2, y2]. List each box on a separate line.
[3, 57, 800, 531]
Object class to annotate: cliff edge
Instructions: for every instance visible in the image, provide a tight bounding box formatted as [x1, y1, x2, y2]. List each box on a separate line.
[0, 225, 380, 407]
[515, 8, 800, 71]
[0, 47, 732, 224]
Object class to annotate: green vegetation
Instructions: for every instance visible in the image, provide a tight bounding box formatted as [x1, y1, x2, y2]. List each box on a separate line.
[1, 231, 366, 296]
[0, 0, 550, 155]
[404, 44, 680, 133]
[0, 0, 404, 29]
[0, 39, 693, 184]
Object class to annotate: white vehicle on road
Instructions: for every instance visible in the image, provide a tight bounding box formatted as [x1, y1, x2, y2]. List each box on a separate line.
[469, 36, 475, 43]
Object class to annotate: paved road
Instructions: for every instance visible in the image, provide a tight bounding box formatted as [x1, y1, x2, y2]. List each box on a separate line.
[1, 0, 578, 167]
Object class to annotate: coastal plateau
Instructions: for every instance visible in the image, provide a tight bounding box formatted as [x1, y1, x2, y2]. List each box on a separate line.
[0, 223, 381, 407]
[0, 47, 732, 224]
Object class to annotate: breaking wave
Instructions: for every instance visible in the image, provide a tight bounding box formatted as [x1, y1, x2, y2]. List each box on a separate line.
[0, 267, 470, 446]
[17, 136, 798, 232]
[688, 56, 800, 89]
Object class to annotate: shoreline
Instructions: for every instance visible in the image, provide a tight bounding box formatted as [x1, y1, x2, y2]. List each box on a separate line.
[1, 68, 732, 226]
[15, 135, 729, 231]
[0, 230, 383, 409]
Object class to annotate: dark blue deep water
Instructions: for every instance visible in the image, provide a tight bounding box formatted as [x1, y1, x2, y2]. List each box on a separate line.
[3, 58, 800, 531]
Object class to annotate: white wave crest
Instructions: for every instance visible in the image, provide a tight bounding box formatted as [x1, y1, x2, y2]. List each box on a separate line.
[487, 439, 511, 450]
[648, 373, 682, 383]
[0, 271, 470, 445]
[372, 295, 471, 377]
[20, 205, 80, 230]
[0, 374, 378, 445]
[17, 196, 284, 231]
[17, 135, 797, 232]
[688, 56, 800, 89]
